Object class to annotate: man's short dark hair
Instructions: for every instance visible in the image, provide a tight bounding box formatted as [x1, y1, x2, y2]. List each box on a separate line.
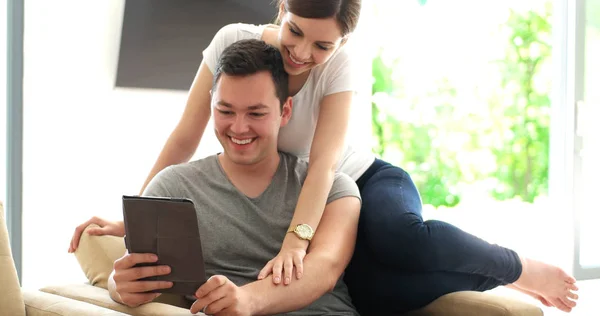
[213, 39, 289, 109]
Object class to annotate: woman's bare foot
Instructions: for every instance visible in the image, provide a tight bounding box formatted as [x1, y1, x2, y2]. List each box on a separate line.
[506, 284, 553, 307]
[513, 257, 579, 313]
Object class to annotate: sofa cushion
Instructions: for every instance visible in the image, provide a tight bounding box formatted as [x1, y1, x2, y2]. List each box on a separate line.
[40, 283, 204, 316]
[23, 289, 128, 316]
[0, 202, 26, 316]
[405, 291, 543, 316]
[74, 224, 127, 289]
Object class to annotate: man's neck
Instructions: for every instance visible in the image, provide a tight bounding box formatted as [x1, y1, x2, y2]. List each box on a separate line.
[217, 152, 281, 198]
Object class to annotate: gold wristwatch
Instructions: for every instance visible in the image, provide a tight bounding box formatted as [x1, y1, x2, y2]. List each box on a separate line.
[287, 224, 315, 242]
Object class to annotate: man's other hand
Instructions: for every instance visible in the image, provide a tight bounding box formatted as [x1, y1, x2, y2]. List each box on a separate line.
[112, 252, 173, 307]
[191, 275, 252, 316]
[68, 216, 125, 253]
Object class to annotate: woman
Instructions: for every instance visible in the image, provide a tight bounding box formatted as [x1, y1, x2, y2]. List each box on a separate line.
[69, 0, 578, 314]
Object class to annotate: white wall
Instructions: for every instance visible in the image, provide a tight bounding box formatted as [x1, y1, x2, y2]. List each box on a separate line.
[21, 0, 221, 288]
[21, 0, 372, 289]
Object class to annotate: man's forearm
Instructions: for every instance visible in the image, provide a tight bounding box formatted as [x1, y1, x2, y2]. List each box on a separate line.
[243, 252, 343, 315]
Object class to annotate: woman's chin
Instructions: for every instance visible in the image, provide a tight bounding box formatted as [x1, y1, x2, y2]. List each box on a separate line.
[284, 63, 311, 75]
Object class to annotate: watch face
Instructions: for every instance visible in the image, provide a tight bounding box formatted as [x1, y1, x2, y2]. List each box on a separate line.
[296, 224, 313, 239]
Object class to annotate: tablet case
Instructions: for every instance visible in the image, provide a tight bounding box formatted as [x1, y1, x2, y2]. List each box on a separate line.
[122, 195, 207, 295]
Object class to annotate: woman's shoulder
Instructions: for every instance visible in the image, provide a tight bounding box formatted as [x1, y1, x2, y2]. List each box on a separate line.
[204, 23, 268, 72]
[307, 46, 354, 91]
[330, 46, 354, 68]
[298, 45, 357, 100]
[214, 23, 266, 42]
[313, 46, 354, 79]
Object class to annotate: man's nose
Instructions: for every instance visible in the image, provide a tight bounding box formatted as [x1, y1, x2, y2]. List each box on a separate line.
[230, 115, 249, 134]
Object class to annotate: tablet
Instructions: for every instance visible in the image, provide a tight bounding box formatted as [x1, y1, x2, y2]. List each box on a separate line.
[122, 195, 207, 295]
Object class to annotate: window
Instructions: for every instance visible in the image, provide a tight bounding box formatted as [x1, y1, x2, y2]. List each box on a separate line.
[5, 0, 24, 281]
[572, 0, 600, 279]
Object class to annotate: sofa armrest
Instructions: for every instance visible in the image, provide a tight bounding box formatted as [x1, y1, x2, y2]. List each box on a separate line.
[405, 291, 543, 316]
[0, 202, 26, 316]
[23, 289, 127, 316]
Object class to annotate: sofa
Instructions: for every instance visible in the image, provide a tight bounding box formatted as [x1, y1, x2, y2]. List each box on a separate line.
[1, 202, 544, 315]
[0, 202, 128, 315]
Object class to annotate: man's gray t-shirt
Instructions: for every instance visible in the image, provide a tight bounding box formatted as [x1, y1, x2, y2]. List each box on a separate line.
[144, 152, 360, 316]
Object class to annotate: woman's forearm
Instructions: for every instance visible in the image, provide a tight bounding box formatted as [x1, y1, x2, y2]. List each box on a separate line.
[287, 159, 336, 231]
[285, 92, 353, 234]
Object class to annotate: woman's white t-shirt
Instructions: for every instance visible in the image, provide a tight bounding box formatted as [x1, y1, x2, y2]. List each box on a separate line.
[203, 23, 375, 180]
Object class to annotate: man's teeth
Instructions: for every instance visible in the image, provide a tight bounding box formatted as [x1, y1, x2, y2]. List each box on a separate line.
[231, 137, 253, 145]
[289, 51, 305, 65]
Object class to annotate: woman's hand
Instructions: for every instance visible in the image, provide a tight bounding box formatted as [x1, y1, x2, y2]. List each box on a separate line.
[257, 235, 308, 285]
[68, 217, 125, 253]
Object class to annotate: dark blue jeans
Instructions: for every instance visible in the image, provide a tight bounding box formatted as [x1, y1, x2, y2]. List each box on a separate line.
[343, 159, 522, 315]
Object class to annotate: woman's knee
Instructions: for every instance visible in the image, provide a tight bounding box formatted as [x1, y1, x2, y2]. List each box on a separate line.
[356, 165, 427, 262]
[360, 165, 423, 219]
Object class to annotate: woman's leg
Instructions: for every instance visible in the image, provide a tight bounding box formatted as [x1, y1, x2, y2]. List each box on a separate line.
[345, 236, 505, 315]
[346, 160, 578, 313]
[357, 162, 522, 281]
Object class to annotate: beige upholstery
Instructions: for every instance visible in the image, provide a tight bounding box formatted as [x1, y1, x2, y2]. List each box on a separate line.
[23, 290, 128, 316]
[407, 291, 543, 316]
[40, 284, 200, 316]
[0, 202, 26, 316]
[75, 224, 127, 289]
[1, 202, 131, 315]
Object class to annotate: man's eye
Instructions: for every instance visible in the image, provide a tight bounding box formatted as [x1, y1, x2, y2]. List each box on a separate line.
[250, 113, 266, 117]
[217, 110, 233, 115]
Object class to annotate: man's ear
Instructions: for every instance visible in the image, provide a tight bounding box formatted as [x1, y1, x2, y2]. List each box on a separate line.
[280, 97, 293, 127]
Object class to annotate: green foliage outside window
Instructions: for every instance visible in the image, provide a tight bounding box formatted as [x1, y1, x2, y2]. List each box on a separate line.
[371, 4, 552, 207]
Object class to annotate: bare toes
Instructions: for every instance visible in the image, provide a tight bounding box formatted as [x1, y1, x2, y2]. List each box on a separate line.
[568, 282, 579, 291]
[551, 298, 572, 313]
[567, 291, 579, 300]
[560, 296, 577, 309]
[565, 274, 576, 284]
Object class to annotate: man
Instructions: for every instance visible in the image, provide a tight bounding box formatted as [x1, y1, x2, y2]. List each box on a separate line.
[107, 39, 361, 316]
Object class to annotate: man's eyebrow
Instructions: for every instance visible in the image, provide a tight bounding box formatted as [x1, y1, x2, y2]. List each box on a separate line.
[288, 21, 335, 45]
[248, 104, 269, 110]
[216, 100, 232, 107]
[216, 101, 269, 110]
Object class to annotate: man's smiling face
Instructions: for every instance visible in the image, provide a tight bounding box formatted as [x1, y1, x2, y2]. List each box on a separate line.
[212, 71, 291, 166]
